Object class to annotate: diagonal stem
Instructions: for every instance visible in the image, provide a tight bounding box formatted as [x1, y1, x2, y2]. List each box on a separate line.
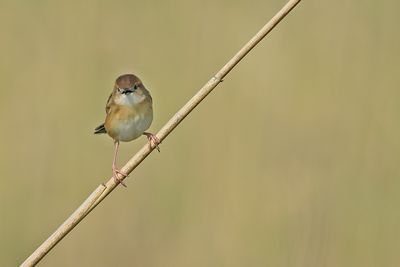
[20, 0, 302, 266]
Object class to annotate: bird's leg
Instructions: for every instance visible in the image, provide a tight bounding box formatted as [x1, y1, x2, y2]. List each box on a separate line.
[143, 132, 161, 152]
[112, 140, 127, 187]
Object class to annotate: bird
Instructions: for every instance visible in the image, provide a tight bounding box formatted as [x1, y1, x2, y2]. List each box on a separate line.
[94, 74, 160, 187]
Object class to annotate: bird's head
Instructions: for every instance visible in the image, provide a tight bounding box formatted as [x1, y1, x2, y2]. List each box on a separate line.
[113, 74, 149, 106]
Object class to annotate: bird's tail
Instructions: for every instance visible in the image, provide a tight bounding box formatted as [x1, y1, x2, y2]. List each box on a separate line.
[94, 123, 107, 134]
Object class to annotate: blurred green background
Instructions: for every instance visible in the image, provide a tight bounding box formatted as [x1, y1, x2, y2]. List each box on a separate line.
[1, 0, 399, 266]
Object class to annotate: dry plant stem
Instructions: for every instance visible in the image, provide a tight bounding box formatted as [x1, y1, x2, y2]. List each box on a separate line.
[21, 185, 106, 267]
[21, 0, 301, 266]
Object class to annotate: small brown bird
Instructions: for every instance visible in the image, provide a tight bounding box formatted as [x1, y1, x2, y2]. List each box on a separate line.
[95, 74, 159, 186]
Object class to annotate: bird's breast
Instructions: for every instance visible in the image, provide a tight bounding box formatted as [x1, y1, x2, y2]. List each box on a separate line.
[105, 103, 153, 142]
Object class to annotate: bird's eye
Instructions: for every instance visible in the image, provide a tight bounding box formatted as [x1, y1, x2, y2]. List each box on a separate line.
[133, 84, 138, 90]
[117, 87, 123, 93]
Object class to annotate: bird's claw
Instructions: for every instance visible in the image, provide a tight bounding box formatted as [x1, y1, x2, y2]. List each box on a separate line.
[112, 168, 128, 187]
[144, 132, 161, 152]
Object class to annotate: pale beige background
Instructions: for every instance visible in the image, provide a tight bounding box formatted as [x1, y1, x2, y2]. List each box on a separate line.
[1, 0, 399, 266]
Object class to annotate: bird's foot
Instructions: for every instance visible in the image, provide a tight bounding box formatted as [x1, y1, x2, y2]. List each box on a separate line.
[143, 132, 161, 152]
[112, 168, 128, 187]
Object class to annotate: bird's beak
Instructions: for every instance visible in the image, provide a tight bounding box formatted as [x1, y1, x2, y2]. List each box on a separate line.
[122, 88, 134, 94]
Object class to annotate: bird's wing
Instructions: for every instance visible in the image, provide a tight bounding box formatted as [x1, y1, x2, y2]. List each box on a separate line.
[105, 93, 113, 114]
